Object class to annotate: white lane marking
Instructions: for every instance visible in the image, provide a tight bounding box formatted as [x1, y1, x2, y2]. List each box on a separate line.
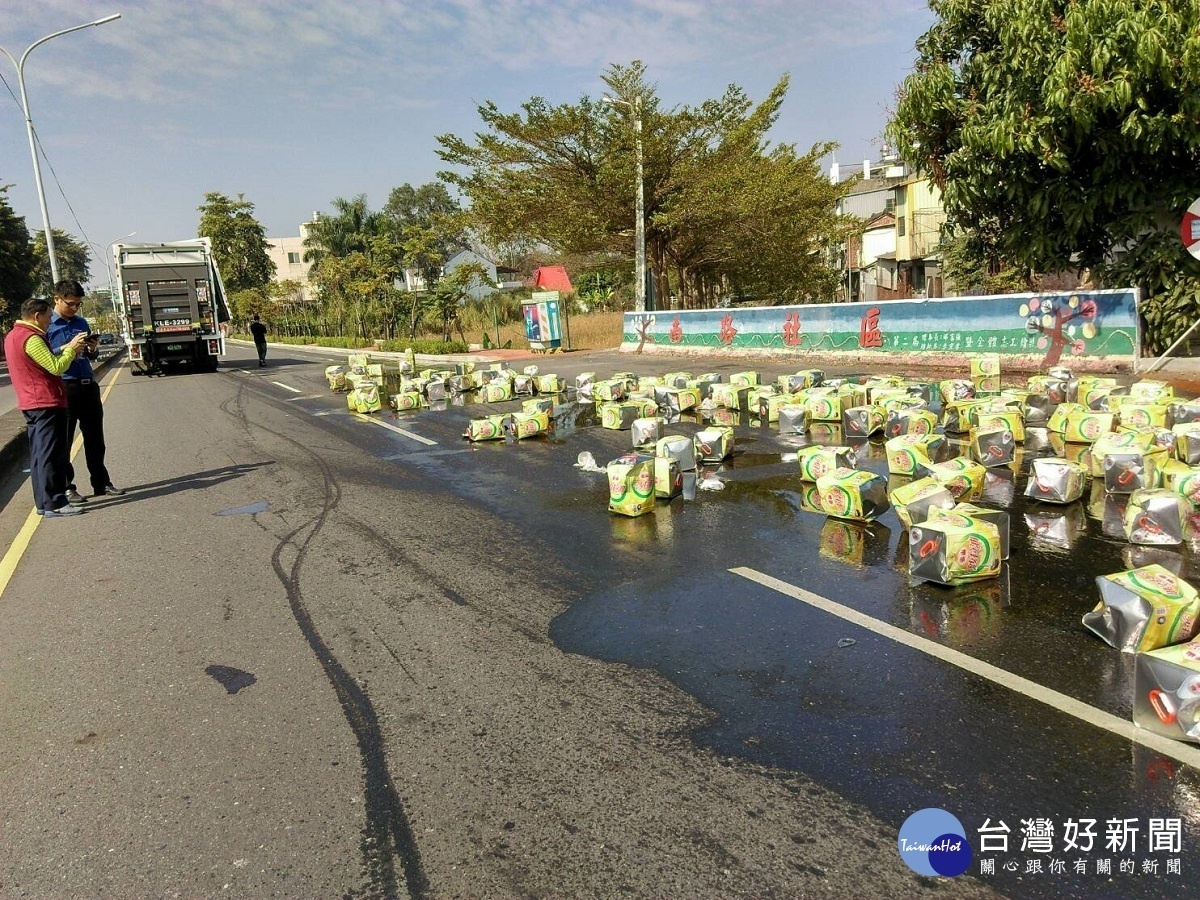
[286, 393, 328, 401]
[731, 566, 1200, 772]
[353, 413, 438, 445]
[271, 381, 303, 393]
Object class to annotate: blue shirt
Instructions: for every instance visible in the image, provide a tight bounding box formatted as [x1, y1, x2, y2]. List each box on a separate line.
[47, 312, 95, 380]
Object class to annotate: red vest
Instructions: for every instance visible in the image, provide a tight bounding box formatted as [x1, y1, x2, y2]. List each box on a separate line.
[4, 321, 68, 410]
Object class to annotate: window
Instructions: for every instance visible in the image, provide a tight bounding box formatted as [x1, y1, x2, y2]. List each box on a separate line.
[884, 198, 895, 213]
[287, 252, 301, 264]
[897, 217, 906, 236]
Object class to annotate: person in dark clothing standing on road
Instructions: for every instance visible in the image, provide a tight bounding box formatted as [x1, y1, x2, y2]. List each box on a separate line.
[4, 297, 88, 517]
[48, 280, 125, 505]
[250, 314, 268, 366]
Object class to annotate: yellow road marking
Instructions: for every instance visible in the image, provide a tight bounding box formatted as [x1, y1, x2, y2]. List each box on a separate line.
[0, 367, 122, 600]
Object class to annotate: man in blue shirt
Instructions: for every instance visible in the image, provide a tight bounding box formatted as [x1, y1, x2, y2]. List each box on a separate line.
[48, 280, 124, 505]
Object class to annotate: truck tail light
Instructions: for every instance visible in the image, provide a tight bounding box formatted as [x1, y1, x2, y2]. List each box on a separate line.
[130, 344, 141, 360]
[207, 340, 220, 355]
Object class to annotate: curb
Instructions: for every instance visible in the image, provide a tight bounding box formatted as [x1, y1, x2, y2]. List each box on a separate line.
[0, 350, 125, 488]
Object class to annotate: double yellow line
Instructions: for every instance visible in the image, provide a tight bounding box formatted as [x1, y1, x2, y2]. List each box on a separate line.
[0, 369, 122, 600]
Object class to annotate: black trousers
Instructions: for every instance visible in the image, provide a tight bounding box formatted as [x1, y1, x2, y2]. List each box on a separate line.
[254, 339, 267, 363]
[23, 407, 69, 513]
[64, 379, 111, 493]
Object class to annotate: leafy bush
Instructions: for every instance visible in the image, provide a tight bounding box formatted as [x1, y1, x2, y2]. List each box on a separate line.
[379, 338, 468, 354]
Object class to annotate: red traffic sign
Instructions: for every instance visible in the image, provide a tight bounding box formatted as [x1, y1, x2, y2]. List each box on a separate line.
[1183, 197, 1200, 259]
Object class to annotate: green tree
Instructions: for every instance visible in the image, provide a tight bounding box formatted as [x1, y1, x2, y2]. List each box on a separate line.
[30, 228, 90, 295]
[382, 182, 468, 293]
[197, 191, 276, 293]
[0, 185, 34, 323]
[889, 0, 1200, 352]
[437, 61, 848, 308]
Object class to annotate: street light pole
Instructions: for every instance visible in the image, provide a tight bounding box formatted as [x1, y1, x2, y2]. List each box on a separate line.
[0, 13, 121, 286]
[603, 95, 647, 312]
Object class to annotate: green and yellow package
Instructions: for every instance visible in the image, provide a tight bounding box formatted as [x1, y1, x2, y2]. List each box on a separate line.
[815, 468, 890, 522]
[889, 476, 957, 529]
[918, 457, 986, 501]
[797, 445, 856, 482]
[607, 454, 656, 517]
[464, 414, 508, 442]
[601, 402, 640, 430]
[885, 434, 942, 476]
[389, 390, 421, 411]
[909, 514, 1002, 585]
[1086, 565, 1200, 653]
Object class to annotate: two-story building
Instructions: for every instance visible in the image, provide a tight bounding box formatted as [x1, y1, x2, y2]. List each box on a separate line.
[832, 154, 947, 301]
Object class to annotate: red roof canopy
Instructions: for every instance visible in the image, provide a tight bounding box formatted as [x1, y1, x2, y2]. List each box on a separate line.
[531, 265, 573, 293]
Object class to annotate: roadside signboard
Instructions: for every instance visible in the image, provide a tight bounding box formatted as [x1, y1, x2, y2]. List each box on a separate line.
[1182, 197, 1200, 260]
[523, 291, 562, 351]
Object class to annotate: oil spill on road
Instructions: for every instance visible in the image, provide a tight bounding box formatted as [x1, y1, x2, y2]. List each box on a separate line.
[215, 500, 269, 516]
[205, 664, 257, 694]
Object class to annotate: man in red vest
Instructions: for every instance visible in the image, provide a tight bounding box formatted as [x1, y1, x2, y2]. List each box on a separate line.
[3, 297, 88, 517]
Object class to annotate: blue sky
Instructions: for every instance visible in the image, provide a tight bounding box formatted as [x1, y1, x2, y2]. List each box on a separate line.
[1, 0, 934, 286]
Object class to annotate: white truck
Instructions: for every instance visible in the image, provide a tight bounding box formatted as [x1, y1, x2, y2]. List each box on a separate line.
[113, 239, 230, 374]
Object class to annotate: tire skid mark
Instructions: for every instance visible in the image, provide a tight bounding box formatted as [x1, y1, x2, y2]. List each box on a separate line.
[221, 391, 429, 899]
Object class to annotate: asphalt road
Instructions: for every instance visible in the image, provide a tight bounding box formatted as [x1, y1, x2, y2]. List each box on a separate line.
[0, 343, 1197, 898]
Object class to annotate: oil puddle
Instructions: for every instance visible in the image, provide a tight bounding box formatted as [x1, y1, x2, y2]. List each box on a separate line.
[215, 500, 269, 516]
[205, 664, 257, 694]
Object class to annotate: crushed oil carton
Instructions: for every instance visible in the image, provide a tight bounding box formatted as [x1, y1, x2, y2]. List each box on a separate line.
[1118, 402, 1170, 431]
[917, 458, 986, 501]
[1085, 564, 1200, 653]
[1062, 408, 1115, 443]
[599, 402, 638, 430]
[1130, 380, 1174, 402]
[975, 409, 1025, 443]
[885, 408, 938, 438]
[747, 385, 779, 410]
[512, 374, 536, 395]
[1048, 433, 1094, 466]
[631, 417, 663, 447]
[464, 414, 509, 441]
[389, 390, 421, 411]
[710, 383, 751, 410]
[1161, 460, 1200, 505]
[522, 397, 555, 415]
[694, 426, 734, 463]
[886, 434, 944, 476]
[607, 454, 656, 517]
[626, 396, 658, 418]
[660, 371, 692, 388]
[482, 379, 514, 403]
[970, 354, 1000, 377]
[815, 468, 890, 522]
[1102, 451, 1162, 494]
[778, 372, 818, 393]
[508, 409, 550, 439]
[1024, 457, 1087, 504]
[656, 435, 696, 471]
[929, 503, 1010, 559]
[1022, 394, 1058, 427]
[909, 514, 1003, 585]
[843, 405, 886, 439]
[729, 371, 759, 388]
[938, 379, 977, 405]
[837, 383, 868, 409]
[325, 365, 349, 391]
[536, 374, 564, 393]
[591, 379, 627, 403]
[797, 446, 856, 482]
[1090, 431, 1157, 476]
[778, 406, 809, 435]
[348, 383, 383, 413]
[426, 378, 449, 402]
[970, 426, 1017, 468]
[1170, 401, 1200, 427]
[1173, 425, 1200, 465]
[942, 399, 987, 434]
[659, 386, 701, 413]
[654, 455, 683, 499]
[803, 392, 844, 422]
[1133, 640, 1200, 744]
[347, 352, 371, 368]
[1123, 489, 1188, 546]
[1046, 402, 1087, 434]
[754, 393, 792, 423]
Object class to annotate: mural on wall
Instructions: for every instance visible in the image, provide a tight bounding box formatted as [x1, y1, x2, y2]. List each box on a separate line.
[622, 290, 1139, 361]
